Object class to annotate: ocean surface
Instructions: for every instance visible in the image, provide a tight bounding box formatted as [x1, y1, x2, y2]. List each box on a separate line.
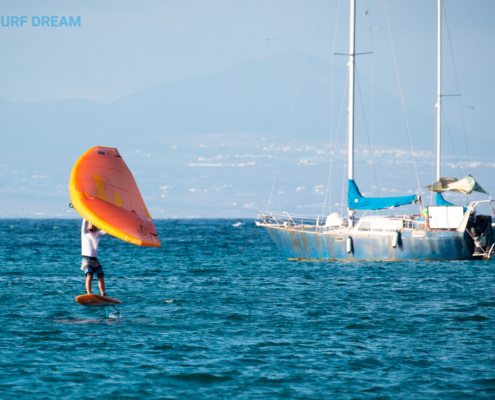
[1, 219, 494, 399]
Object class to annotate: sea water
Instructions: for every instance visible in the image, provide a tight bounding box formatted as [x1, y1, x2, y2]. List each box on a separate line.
[0, 219, 494, 399]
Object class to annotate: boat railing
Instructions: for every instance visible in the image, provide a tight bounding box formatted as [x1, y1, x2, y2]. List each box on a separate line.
[257, 211, 328, 231]
[258, 211, 430, 232]
[356, 215, 426, 231]
[458, 199, 494, 232]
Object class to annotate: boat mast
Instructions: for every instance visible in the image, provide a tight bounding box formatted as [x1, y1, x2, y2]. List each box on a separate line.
[348, 0, 356, 217]
[436, 0, 442, 181]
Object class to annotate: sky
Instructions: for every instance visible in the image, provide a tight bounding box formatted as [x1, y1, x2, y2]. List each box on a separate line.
[1, 0, 494, 218]
[2, 0, 494, 105]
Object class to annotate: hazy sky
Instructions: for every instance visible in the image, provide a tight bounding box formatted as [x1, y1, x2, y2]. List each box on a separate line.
[1, 0, 494, 218]
[1, 0, 494, 106]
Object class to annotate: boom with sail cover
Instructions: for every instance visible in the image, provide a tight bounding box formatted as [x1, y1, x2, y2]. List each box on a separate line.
[69, 146, 161, 247]
[348, 179, 418, 210]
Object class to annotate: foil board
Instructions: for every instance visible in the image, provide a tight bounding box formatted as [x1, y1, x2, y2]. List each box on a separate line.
[76, 294, 122, 307]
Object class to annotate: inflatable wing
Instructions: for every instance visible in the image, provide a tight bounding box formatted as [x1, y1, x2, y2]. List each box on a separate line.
[69, 146, 160, 247]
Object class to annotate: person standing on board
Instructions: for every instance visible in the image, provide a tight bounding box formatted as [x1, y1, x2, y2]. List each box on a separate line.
[81, 219, 108, 296]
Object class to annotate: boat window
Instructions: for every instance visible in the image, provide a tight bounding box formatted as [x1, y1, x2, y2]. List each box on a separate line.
[358, 221, 371, 231]
[402, 220, 426, 230]
[384, 223, 398, 232]
[372, 223, 383, 231]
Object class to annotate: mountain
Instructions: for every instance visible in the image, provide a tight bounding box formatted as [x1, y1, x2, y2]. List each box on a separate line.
[1, 50, 490, 218]
[1, 50, 455, 156]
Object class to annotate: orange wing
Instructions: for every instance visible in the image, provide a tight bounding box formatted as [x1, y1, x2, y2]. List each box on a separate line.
[69, 146, 160, 247]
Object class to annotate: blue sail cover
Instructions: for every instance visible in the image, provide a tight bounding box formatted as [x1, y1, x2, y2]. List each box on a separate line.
[348, 179, 418, 210]
[435, 193, 454, 206]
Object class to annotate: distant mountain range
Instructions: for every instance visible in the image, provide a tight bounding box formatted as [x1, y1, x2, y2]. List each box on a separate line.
[2, 50, 464, 158]
[1, 50, 491, 218]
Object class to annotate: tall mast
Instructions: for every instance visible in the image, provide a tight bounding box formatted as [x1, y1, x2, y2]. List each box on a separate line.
[436, 0, 442, 181]
[348, 0, 355, 182]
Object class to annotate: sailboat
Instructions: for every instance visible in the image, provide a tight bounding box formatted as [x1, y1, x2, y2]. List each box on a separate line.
[256, 0, 494, 261]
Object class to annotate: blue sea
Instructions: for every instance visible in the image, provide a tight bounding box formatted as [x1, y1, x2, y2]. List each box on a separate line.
[1, 219, 494, 399]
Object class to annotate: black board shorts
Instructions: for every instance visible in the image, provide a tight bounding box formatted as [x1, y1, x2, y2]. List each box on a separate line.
[81, 257, 104, 278]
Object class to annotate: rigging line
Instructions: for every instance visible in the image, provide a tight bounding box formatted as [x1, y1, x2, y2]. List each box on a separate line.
[237, 224, 257, 259]
[365, 0, 375, 196]
[266, 0, 322, 211]
[381, 0, 422, 212]
[398, 0, 428, 84]
[323, 73, 349, 216]
[397, 0, 435, 206]
[355, 64, 380, 196]
[341, 130, 348, 216]
[322, 70, 349, 216]
[322, 0, 342, 216]
[442, 0, 470, 174]
[329, 0, 343, 153]
[430, 116, 436, 207]
[441, 107, 463, 178]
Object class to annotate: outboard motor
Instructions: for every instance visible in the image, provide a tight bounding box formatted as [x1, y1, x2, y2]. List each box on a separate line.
[471, 227, 484, 254]
[471, 216, 493, 257]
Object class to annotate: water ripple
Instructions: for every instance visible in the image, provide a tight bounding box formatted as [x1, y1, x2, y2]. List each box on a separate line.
[0, 219, 494, 399]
